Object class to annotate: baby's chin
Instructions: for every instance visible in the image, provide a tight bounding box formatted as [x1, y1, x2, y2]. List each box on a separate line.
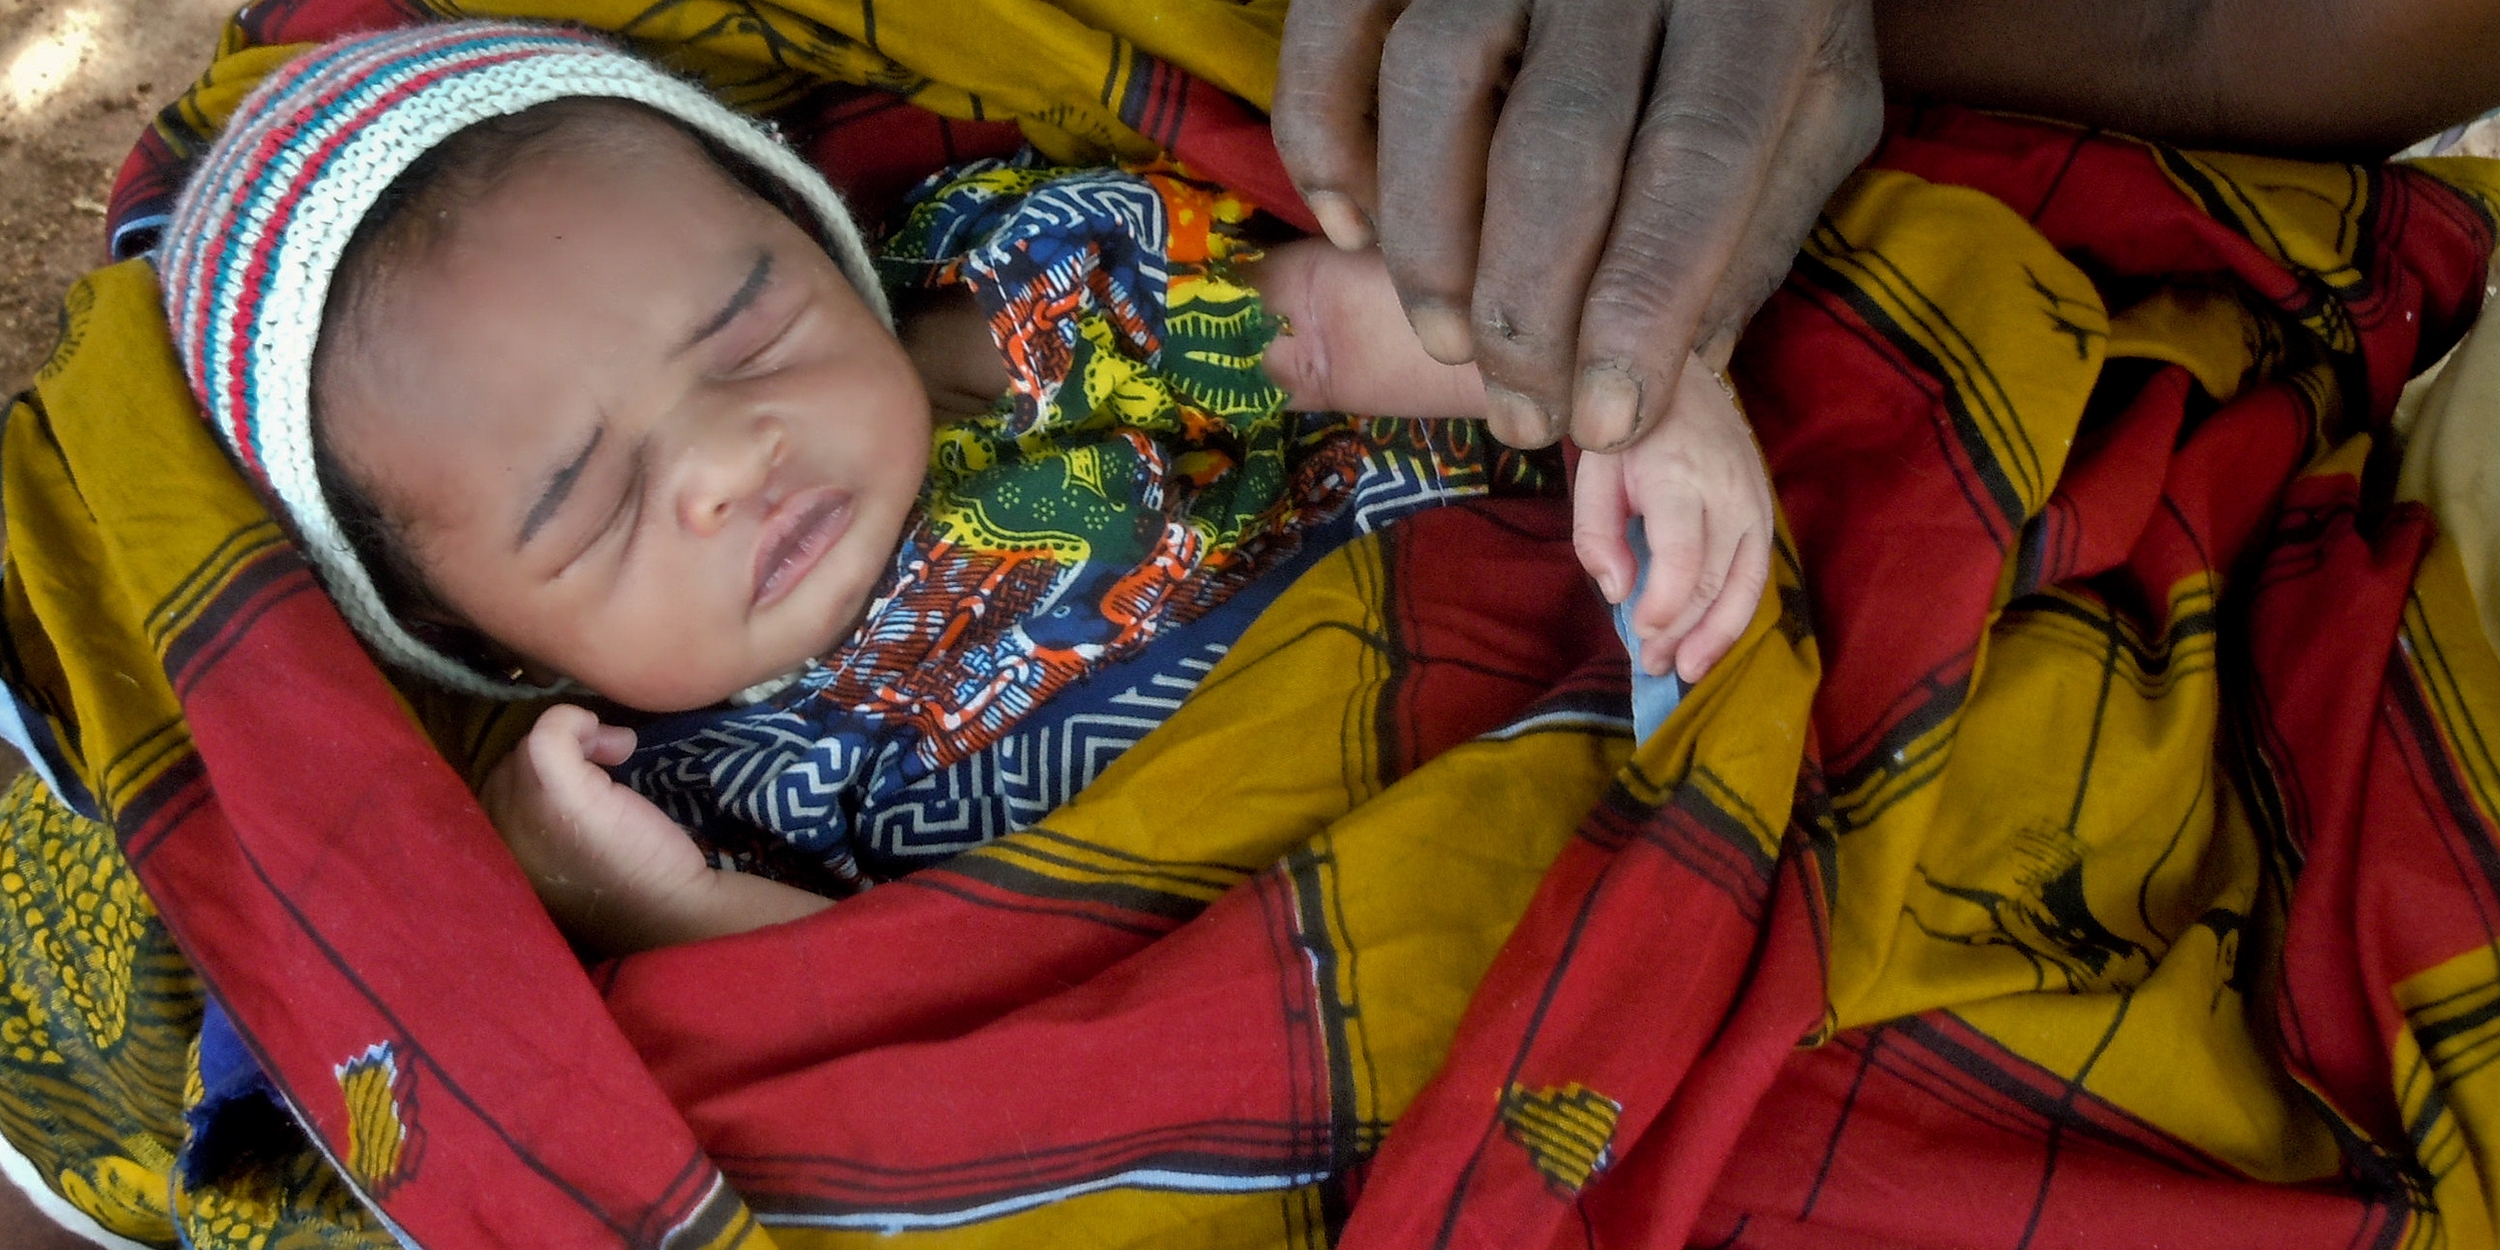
[595, 643, 842, 714]
[564, 586, 874, 713]
[592, 670, 798, 715]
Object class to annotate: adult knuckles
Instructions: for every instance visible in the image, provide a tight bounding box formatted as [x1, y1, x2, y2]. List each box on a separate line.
[1469, 294, 1567, 363]
[1273, 0, 1398, 180]
[1509, 33, 1646, 119]
[1577, 259, 1690, 368]
[1379, 0, 1519, 97]
[1282, 0, 1397, 43]
[1643, 88, 1781, 174]
[1795, 48, 1883, 160]
[1805, 0, 1877, 78]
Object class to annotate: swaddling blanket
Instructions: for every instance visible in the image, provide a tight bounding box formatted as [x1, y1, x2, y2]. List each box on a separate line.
[4, 3, 2500, 1246]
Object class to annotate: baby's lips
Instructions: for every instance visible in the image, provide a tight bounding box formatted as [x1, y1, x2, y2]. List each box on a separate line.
[750, 486, 854, 608]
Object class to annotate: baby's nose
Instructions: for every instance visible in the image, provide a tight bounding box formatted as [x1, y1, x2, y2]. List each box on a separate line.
[675, 412, 786, 534]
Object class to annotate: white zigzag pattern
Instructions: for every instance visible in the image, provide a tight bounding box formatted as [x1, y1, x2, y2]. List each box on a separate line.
[1349, 454, 1471, 535]
[861, 644, 1228, 860]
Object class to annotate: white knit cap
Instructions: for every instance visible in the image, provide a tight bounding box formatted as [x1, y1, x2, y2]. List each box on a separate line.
[160, 20, 889, 699]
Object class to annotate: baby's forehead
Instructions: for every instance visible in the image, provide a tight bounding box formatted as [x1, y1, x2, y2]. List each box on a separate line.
[436, 97, 734, 201]
[416, 98, 817, 257]
[319, 119, 816, 425]
[322, 101, 762, 331]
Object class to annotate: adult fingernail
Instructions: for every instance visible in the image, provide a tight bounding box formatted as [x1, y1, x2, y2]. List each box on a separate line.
[1574, 367, 1643, 451]
[1409, 302, 1475, 365]
[1307, 192, 1374, 251]
[1484, 385, 1558, 447]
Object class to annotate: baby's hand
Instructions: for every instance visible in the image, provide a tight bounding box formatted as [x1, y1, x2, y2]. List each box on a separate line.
[1573, 355, 1774, 683]
[480, 703, 711, 956]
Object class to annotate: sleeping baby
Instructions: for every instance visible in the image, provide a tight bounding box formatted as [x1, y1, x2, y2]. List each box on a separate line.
[161, 21, 1771, 955]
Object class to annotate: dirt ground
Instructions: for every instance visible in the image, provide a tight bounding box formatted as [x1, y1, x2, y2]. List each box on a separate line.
[3, 0, 236, 392]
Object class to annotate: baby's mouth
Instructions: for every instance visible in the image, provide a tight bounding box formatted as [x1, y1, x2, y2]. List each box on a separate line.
[752, 487, 854, 610]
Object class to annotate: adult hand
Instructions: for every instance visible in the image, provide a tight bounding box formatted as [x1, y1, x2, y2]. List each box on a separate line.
[1273, 0, 1882, 451]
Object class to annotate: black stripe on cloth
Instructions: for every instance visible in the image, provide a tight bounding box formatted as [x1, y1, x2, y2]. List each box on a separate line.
[1283, 841, 1392, 1165]
[1793, 227, 2042, 537]
[723, 1119, 1339, 1210]
[904, 859, 1204, 934]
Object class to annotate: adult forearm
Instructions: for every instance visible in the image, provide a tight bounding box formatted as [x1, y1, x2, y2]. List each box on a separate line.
[1875, 0, 2500, 154]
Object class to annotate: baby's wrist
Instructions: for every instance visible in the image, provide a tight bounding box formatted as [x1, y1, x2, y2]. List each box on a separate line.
[583, 864, 831, 957]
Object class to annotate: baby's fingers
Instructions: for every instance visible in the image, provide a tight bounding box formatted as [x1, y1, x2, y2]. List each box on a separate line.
[1671, 526, 1770, 682]
[1636, 485, 1736, 641]
[1571, 452, 1635, 604]
[1628, 490, 1706, 676]
[526, 705, 631, 796]
[582, 722, 637, 768]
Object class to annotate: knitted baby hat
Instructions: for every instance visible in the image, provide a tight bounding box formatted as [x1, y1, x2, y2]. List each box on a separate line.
[159, 20, 890, 699]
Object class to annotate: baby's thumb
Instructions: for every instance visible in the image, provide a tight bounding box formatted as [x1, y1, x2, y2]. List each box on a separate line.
[583, 723, 638, 768]
[1572, 453, 1635, 604]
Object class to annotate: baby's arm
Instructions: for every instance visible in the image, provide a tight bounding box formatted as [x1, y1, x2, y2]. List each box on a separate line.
[892, 236, 1779, 682]
[1249, 241, 1487, 419]
[480, 704, 830, 957]
[1253, 241, 1773, 681]
[891, 242, 1491, 419]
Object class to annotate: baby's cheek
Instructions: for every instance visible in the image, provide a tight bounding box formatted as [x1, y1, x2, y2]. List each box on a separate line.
[563, 605, 722, 713]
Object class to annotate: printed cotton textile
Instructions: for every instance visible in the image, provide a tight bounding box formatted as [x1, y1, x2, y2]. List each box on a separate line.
[5, 3, 2500, 1247]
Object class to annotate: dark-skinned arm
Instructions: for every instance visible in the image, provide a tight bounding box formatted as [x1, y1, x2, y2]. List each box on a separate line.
[1877, 0, 2500, 156]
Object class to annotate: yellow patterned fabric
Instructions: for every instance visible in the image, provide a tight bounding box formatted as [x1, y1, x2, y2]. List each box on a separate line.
[10, 5, 2500, 1248]
[105, 0, 1293, 255]
[0, 771, 391, 1247]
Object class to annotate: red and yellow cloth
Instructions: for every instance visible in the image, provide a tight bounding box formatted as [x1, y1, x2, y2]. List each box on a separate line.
[5, 2, 2500, 1247]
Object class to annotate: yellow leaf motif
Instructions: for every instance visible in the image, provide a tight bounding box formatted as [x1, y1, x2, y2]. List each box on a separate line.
[1061, 444, 1109, 500]
[58, 1156, 178, 1243]
[1499, 1082, 1621, 1196]
[335, 1043, 418, 1197]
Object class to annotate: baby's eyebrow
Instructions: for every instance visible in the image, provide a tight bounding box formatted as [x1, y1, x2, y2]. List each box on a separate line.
[517, 422, 604, 550]
[676, 251, 774, 355]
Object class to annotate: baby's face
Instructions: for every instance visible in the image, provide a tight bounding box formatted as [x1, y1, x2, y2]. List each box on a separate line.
[320, 124, 929, 711]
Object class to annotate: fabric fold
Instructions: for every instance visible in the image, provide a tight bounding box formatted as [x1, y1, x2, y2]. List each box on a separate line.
[6, 6, 2500, 1247]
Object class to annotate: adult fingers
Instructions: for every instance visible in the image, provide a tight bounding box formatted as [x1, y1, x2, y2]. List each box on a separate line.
[1686, 1, 1881, 367]
[1571, 450, 1637, 604]
[1672, 526, 1768, 682]
[1468, 0, 1664, 447]
[1569, 0, 1832, 451]
[1274, 0, 1403, 249]
[1372, 0, 1531, 368]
